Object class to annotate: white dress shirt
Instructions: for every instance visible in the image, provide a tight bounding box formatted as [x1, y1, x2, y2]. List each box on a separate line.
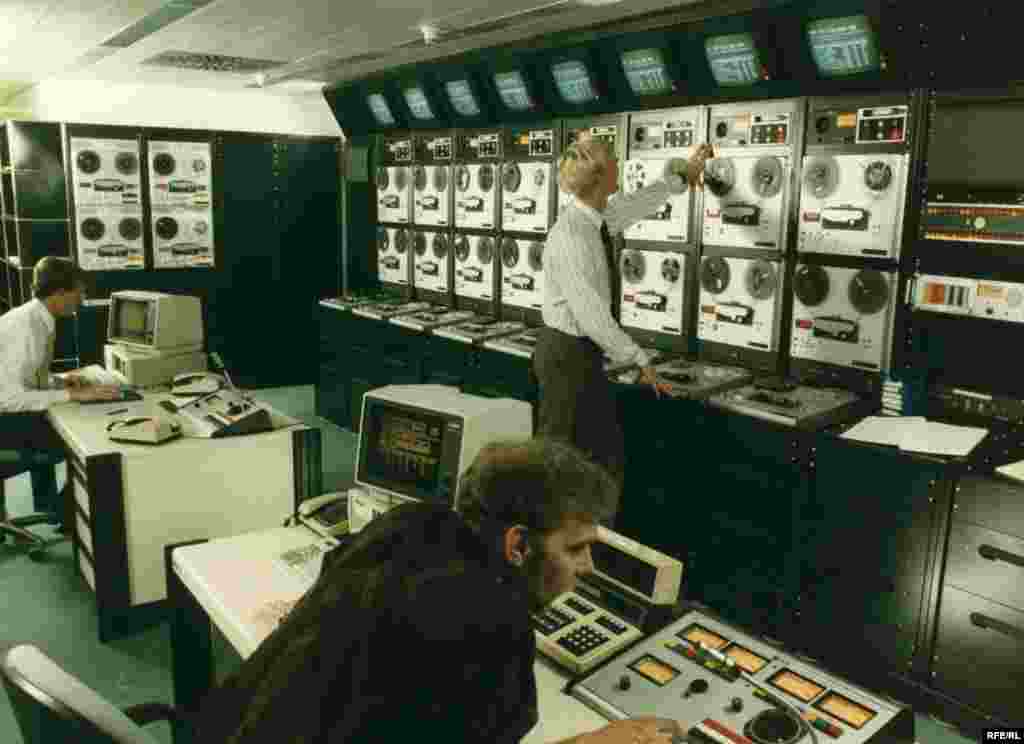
[0, 298, 72, 412]
[543, 180, 671, 367]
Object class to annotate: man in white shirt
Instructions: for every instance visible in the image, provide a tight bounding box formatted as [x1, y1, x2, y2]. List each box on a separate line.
[0, 257, 121, 523]
[534, 136, 714, 491]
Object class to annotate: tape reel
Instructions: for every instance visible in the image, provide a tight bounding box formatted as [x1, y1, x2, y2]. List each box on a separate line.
[751, 157, 784, 199]
[153, 153, 176, 176]
[700, 256, 731, 294]
[863, 160, 893, 193]
[432, 233, 449, 258]
[528, 241, 544, 271]
[477, 164, 494, 192]
[76, 150, 101, 174]
[477, 236, 494, 264]
[454, 235, 470, 262]
[802, 156, 840, 200]
[393, 167, 407, 191]
[377, 227, 390, 253]
[394, 228, 409, 254]
[413, 231, 427, 256]
[745, 259, 778, 299]
[501, 237, 520, 269]
[119, 217, 142, 241]
[794, 264, 830, 307]
[456, 165, 471, 192]
[849, 269, 891, 314]
[621, 250, 646, 284]
[705, 158, 736, 198]
[661, 256, 681, 283]
[115, 152, 138, 176]
[503, 163, 522, 192]
[81, 217, 105, 240]
[433, 166, 448, 192]
[414, 165, 427, 191]
[155, 216, 178, 240]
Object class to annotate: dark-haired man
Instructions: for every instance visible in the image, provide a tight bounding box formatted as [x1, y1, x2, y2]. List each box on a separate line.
[196, 437, 684, 744]
[0, 257, 121, 521]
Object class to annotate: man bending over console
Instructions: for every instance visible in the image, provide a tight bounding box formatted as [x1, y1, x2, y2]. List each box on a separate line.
[196, 437, 683, 744]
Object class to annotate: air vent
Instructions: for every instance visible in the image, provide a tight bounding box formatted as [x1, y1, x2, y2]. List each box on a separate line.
[102, 0, 217, 48]
[142, 51, 286, 73]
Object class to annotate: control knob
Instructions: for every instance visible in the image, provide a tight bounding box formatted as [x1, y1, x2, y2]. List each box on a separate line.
[683, 679, 708, 697]
[727, 697, 744, 713]
[617, 675, 631, 691]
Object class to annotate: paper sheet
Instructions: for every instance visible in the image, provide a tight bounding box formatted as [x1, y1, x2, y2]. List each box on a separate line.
[840, 416, 924, 447]
[842, 416, 987, 457]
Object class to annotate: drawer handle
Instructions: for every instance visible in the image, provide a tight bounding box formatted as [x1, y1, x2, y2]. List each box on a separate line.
[978, 544, 1024, 569]
[969, 612, 1024, 642]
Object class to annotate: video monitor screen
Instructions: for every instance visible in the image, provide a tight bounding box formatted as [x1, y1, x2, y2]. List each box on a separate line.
[807, 15, 881, 77]
[361, 403, 446, 501]
[367, 93, 396, 125]
[706, 33, 762, 86]
[927, 102, 1024, 189]
[494, 71, 534, 111]
[591, 541, 657, 598]
[621, 48, 673, 96]
[403, 86, 435, 121]
[445, 79, 481, 117]
[552, 59, 597, 104]
[113, 299, 150, 341]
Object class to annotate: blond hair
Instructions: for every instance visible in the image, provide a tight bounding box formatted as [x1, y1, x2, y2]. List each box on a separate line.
[558, 132, 614, 199]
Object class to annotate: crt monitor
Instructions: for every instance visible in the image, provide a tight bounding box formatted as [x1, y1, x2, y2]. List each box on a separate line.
[355, 385, 533, 508]
[107, 290, 204, 353]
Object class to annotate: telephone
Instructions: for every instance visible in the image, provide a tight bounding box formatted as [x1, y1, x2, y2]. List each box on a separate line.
[298, 492, 350, 538]
[106, 415, 182, 444]
[171, 371, 224, 396]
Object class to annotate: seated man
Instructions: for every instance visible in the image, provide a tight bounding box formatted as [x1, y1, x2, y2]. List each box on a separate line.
[0, 257, 121, 523]
[196, 437, 683, 744]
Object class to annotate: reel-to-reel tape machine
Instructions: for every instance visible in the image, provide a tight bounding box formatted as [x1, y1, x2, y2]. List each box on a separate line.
[502, 124, 558, 235]
[453, 232, 499, 307]
[411, 229, 453, 303]
[377, 136, 413, 224]
[789, 263, 896, 373]
[623, 107, 705, 245]
[500, 236, 545, 317]
[376, 226, 412, 290]
[152, 213, 211, 260]
[455, 130, 502, 230]
[413, 134, 453, 228]
[697, 255, 782, 353]
[703, 101, 798, 251]
[619, 248, 688, 350]
[798, 100, 910, 259]
[76, 210, 144, 264]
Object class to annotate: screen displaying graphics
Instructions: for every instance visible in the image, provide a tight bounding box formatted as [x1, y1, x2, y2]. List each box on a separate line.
[368, 93, 396, 125]
[494, 71, 535, 111]
[807, 15, 881, 77]
[552, 59, 598, 104]
[445, 79, 481, 117]
[403, 87, 435, 120]
[621, 48, 673, 96]
[706, 33, 762, 86]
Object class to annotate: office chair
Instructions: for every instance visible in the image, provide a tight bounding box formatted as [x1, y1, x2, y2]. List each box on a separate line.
[0, 450, 68, 560]
[1, 643, 193, 744]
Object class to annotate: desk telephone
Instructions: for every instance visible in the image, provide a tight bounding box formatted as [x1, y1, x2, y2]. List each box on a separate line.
[298, 492, 350, 538]
[106, 416, 182, 444]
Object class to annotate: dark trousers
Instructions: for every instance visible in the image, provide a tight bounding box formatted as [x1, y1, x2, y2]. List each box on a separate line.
[533, 327, 625, 495]
[0, 412, 65, 517]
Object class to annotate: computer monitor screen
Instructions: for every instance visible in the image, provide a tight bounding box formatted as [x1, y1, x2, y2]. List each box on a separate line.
[403, 86, 435, 120]
[621, 48, 673, 96]
[445, 79, 481, 117]
[807, 15, 881, 77]
[705, 33, 762, 86]
[360, 401, 448, 503]
[552, 60, 597, 104]
[494, 71, 534, 111]
[927, 101, 1024, 189]
[111, 298, 151, 344]
[367, 93, 396, 125]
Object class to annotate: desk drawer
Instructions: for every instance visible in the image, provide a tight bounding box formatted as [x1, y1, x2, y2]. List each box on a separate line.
[76, 512, 93, 557]
[78, 548, 96, 591]
[933, 585, 1024, 723]
[954, 474, 1024, 540]
[945, 521, 1024, 612]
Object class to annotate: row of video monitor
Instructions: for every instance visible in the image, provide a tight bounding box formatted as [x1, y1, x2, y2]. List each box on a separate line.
[365, 14, 881, 127]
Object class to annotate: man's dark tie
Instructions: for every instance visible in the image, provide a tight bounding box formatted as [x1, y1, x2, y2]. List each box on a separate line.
[600, 221, 620, 323]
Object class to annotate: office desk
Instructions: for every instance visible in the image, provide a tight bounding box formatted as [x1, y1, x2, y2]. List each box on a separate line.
[167, 526, 609, 744]
[47, 392, 322, 643]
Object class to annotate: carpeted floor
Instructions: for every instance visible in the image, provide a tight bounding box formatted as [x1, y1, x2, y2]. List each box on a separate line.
[0, 386, 972, 743]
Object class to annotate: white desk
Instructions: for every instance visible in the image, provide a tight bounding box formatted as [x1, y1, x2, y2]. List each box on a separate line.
[47, 391, 322, 642]
[168, 525, 609, 744]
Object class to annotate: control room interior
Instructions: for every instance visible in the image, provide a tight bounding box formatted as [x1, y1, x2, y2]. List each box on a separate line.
[2, 1, 1023, 743]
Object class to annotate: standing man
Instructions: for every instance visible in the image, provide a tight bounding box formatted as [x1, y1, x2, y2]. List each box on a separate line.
[535, 135, 714, 489]
[0, 257, 121, 523]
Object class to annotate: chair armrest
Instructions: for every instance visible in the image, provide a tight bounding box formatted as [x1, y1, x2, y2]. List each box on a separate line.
[122, 701, 185, 727]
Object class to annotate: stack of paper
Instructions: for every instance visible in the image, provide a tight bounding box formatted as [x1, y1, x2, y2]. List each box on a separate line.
[841, 416, 988, 457]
